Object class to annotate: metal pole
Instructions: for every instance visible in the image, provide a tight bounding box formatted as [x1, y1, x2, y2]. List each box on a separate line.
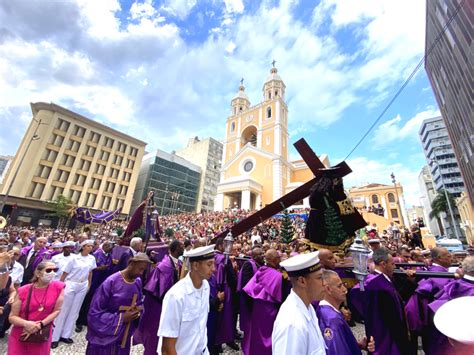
[0, 118, 42, 214]
[160, 182, 169, 215]
[432, 149, 460, 240]
[390, 173, 405, 227]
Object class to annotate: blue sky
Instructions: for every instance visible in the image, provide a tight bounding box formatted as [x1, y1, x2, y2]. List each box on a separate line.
[0, 0, 441, 207]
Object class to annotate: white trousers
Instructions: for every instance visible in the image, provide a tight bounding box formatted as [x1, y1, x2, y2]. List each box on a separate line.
[52, 280, 88, 341]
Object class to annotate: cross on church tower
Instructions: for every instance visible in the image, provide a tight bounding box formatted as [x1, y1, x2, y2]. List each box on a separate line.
[272, 59, 276, 67]
[240, 78, 244, 86]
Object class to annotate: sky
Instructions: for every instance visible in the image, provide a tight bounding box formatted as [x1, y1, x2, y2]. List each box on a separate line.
[0, 0, 441, 208]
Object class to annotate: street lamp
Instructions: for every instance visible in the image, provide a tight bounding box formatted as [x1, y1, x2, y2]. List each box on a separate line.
[0, 118, 45, 215]
[110, 231, 118, 241]
[91, 232, 99, 240]
[224, 231, 234, 262]
[430, 149, 460, 240]
[390, 173, 406, 227]
[349, 233, 371, 291]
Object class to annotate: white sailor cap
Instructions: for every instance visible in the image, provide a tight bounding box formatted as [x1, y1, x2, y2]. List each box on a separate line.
[368, 238, 381, 244]
[51, 242, 63, 249]
[62, 241, 76, 248]
[280, 251, 321, 277]
[434, 296, 474, 344]
[80, 239, 94, 248]
[421, 249, 431, 256]
[184, 245, 215, 262]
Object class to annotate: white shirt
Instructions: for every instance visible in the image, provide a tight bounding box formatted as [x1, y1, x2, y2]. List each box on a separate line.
[158, 273, 210, 355]
[374, 269, 392, 283]
[51, 253, 76, 280]
[272, 290, 326, 355]
[251, 234, 262, 246]
[10, 261, 24, 285]
[63, 254, 97, 283]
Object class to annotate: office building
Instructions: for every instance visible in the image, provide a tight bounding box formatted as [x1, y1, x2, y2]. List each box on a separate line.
[131, 149, 201, 215]
[0, 155, 13, 184]
[0, 102, 146, 226]
[418, 165, 442, 236]
[175, 137, 223, 212]
[425, 0, 473, 206]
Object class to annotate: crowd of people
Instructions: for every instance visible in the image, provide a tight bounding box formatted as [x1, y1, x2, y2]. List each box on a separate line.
[0, 208, 472, 354]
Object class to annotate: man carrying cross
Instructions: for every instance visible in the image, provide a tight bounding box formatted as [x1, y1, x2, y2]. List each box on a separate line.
[85, 252, 152, 354]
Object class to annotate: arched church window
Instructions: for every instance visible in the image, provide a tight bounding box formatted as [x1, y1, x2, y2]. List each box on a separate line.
[268, 92, 271, 100]
[230, 122, 235, 132]
[266, 136, 270, 146]
[371, 195, 379, 204]
[388, 193, 395, 203]
[233, 107, 236, 115]
[275, 90, 278, 97]
[267, 107, 271, 119]
[239, 106, 243, 112]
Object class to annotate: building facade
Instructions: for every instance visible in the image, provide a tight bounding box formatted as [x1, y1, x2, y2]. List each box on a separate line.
[0, 102, 146, 226]
[419, 116, 465, 197]
[425, 0, 473, 207]
[0, 155, 13, 184]
[214, 65, 327, 211]
[131, 150, 201, 215]
[418, 165, 442, 236]
[175, 137, 223, 212]
[348, 183, 408, 227]
[457, 192, 473, 246]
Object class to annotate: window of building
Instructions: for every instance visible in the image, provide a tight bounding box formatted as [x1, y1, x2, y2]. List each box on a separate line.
[100, 150, 110, 161]
[95, 164, 106, 175]
[130, 147, 138, 157]
[275, 90, 278, 97]
[268, 91, 271, 100]
[105, 137, 114, 148]
[390, 209, 399, 219]
[266, 107, 272, 119]
[230, 122, 235, 132]
[118, 143, 126, 153]
[371, 194, 379, 204]
[73, 125, 86, 137]
[387, 193, 396, 203]
[266, 136, 270, 146]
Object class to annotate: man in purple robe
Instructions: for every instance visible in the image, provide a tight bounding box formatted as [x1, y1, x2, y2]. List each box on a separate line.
[117, 237, 143, 271]
[18, 236, 48, 285]
[76, 241, 115, 332]
[86, 252, 152, 355]
[317, 269, 375, 354]
[423, 256, 474, 355]
[242, 248, 289, 355]
[364, 248, 413, 355]
[428, 247, 452, 272]
[237, 246, 263, 353]
[133, 240, 183, 355]
[213, 237, 239, 351]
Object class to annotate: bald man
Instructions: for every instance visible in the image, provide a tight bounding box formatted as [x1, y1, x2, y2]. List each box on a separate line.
[18, 236, 48, 285]
[319, 249, 336, 270]
[243, 249, 289, 355]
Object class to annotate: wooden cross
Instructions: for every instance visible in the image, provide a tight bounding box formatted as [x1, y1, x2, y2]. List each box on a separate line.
[119, 293, 138, 349]
[215, 138, 352, 239]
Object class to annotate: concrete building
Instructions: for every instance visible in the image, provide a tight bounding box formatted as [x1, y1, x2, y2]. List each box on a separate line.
[0, 102, 146, 226]
[131, 149, 201, 215]
[457, 192, 473, 246]
[215, 65, 328, 211]
[348, 183, 408, 227]
[418, 165, 442, 236]
[425, 0, 473, 207]
[0, 155, 13, 184]
[175, 137, 223, 212]
[419, 116, 465, 197]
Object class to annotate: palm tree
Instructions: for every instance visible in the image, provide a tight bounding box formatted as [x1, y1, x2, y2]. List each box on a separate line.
[429, 189, 456, 236]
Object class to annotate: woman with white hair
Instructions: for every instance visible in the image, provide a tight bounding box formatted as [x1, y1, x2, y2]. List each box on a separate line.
[51, 240, 96, 348]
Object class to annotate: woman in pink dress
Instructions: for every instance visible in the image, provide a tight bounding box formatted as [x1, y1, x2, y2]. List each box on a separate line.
[8, 260, 65, 355]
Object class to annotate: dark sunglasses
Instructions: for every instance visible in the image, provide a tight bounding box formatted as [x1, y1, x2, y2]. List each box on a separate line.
[44, 268, 59, 273]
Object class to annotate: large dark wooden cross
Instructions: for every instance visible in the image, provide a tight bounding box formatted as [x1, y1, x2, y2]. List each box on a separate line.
[215, 138, 353, 239]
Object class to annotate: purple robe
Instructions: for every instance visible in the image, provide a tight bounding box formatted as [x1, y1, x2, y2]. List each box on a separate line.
[214, 252, 236, 345]
[424, 277, 474, 355]
[92, 249, 114, 290]
[237, 259, 258, 353]
[133, 255, 179, 355]
[364, 273, 411, 355]
[243, 266, 284, 355]
[428, 264, 449, 272]
[18, 246, 47, 285]
[317, 304, 362, 355]
[86, 272, 143, 355]
[347, 273, 377, 321]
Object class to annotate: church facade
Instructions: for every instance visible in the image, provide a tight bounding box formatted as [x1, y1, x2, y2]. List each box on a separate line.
[214, 65, 329, 211]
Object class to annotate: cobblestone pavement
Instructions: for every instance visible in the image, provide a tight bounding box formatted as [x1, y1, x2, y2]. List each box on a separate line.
[0, 322, 379, 354]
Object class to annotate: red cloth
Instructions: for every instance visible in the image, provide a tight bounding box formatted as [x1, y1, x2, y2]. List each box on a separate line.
[8, 281, 65, 355]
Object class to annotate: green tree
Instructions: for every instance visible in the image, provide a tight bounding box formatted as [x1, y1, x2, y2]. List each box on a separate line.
[45, 194, 74, 229]
[165, 228, 174, 238]
[280, 209, 294, 244]
[324, 196, 348, 245]
[429, 190, 457, 236]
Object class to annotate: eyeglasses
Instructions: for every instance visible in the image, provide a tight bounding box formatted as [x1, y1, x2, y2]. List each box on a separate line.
[44, 268, 59, 273]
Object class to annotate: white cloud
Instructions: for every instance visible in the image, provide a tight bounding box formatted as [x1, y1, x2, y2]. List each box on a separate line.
[371, 107, 440, 148]
[224, 0, 245, 14]
[225, 41, 236, 54]
[159, 0, 197, 19]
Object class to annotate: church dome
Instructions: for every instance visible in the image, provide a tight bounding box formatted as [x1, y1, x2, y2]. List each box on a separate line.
[232, 84, 250, 101]
[265, 67, 283, 83]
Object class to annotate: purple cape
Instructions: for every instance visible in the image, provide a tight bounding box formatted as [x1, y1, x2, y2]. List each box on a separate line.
[316, 304, 362, 355]
[91, 249, 114, 290]
[364, 273, 411, 355]
[347, 273, 377, 321]
[86, 272, 143, 355]
[214, 252, 236, 345]
[133, 255, 179, 355]
[243, 266, 283, 355]
[238, 260, 259, 353]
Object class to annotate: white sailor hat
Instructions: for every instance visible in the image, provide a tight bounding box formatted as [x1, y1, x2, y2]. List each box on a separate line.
[62, 241, 76, 248]
[368, 238, 381, 244]
[80, 239, 94, 248]
[51, 241, 63, 249]
[422, 249, 431, 256]
[434, 296, 474, 344]
[280, 251, 321, 277]
[184, 245, 215, 262]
